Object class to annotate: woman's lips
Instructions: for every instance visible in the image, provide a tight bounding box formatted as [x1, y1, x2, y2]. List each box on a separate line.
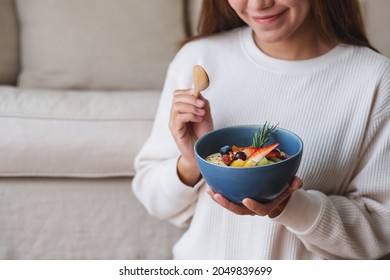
[252, 10, 287, 24]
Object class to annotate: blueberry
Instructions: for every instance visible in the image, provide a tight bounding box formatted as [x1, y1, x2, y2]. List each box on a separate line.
[219, 145, 232, 155]
[234, 151, 247, 161]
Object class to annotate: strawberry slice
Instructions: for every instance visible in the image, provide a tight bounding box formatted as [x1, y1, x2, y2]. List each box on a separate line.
[242, 147, 259, 157]
[244, 143, 279, 167]
[232, 146, 259, 157]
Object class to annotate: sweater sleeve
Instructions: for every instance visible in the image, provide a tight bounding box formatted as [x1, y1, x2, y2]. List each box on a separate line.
[274, 67, 390, 259]
[132, 46, 204, 228]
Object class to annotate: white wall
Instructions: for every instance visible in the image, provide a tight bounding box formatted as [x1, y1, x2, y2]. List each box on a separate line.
[360, 0, 390, 57]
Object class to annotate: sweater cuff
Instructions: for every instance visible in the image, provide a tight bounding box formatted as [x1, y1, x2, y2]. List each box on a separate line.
[272, 189, 325, 234]
[160, 157, 203, 203]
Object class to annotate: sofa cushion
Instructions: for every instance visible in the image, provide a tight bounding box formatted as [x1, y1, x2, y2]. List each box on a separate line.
[0, 86, 160, 177]
[0, 0, 19, 85]
[15, 0, 185, 90]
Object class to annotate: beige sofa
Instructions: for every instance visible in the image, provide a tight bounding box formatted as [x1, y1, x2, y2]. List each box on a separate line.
[0, 0, 389, 260]
[0, 0, 194, 260]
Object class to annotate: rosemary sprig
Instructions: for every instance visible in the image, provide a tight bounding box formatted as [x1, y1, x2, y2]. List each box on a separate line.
[252, 122, 278, 148]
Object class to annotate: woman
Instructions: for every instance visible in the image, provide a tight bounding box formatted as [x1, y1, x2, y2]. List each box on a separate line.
[132, 0, 390, 259]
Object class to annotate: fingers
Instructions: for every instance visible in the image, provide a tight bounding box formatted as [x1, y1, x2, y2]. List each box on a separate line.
[243, 176, 303, 217]
[289, 176, 303, 191]
[170, 89, 206, 128]
[169, 88, 213, 142]
[206, 176, 304, 217]
[242, 198, 271, 216]
[173, 89, 206, 110]
[206, 188, 255, 215]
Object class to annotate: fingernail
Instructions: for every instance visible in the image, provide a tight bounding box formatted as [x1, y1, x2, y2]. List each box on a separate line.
[196, 109, 205, 116]
[242, 198, 251, 207]
[196, 99, 205, 107]
[214, 194, 224, 204]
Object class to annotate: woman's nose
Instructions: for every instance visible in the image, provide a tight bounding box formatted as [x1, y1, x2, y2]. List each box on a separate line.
[248, 0, 275, 10]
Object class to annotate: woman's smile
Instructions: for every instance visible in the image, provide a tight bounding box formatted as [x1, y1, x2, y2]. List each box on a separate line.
[252, 9, 288, 24]
[228, 0, 334, 59]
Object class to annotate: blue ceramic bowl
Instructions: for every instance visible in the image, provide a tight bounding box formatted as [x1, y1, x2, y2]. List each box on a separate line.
[194, 125, 303, 205]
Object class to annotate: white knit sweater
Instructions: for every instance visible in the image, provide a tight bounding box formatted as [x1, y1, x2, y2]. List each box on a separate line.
[132, 27, 390, 260]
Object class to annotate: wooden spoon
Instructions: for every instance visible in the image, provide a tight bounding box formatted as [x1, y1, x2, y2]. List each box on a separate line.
[192, 65, 209, 97]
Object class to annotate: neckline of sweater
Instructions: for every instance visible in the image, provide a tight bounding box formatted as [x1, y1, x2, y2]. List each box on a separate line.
[240, 26, 352, 74]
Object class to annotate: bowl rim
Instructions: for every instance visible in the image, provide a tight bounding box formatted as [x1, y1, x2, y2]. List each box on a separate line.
[194, 124, 303, 170]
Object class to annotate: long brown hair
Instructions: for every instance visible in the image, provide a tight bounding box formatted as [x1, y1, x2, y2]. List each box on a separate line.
[183, 0, 377, 51]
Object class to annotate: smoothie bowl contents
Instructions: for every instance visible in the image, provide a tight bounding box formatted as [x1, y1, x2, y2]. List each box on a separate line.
[206, 123, 289, 167]
[194, 124, 303, 205]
